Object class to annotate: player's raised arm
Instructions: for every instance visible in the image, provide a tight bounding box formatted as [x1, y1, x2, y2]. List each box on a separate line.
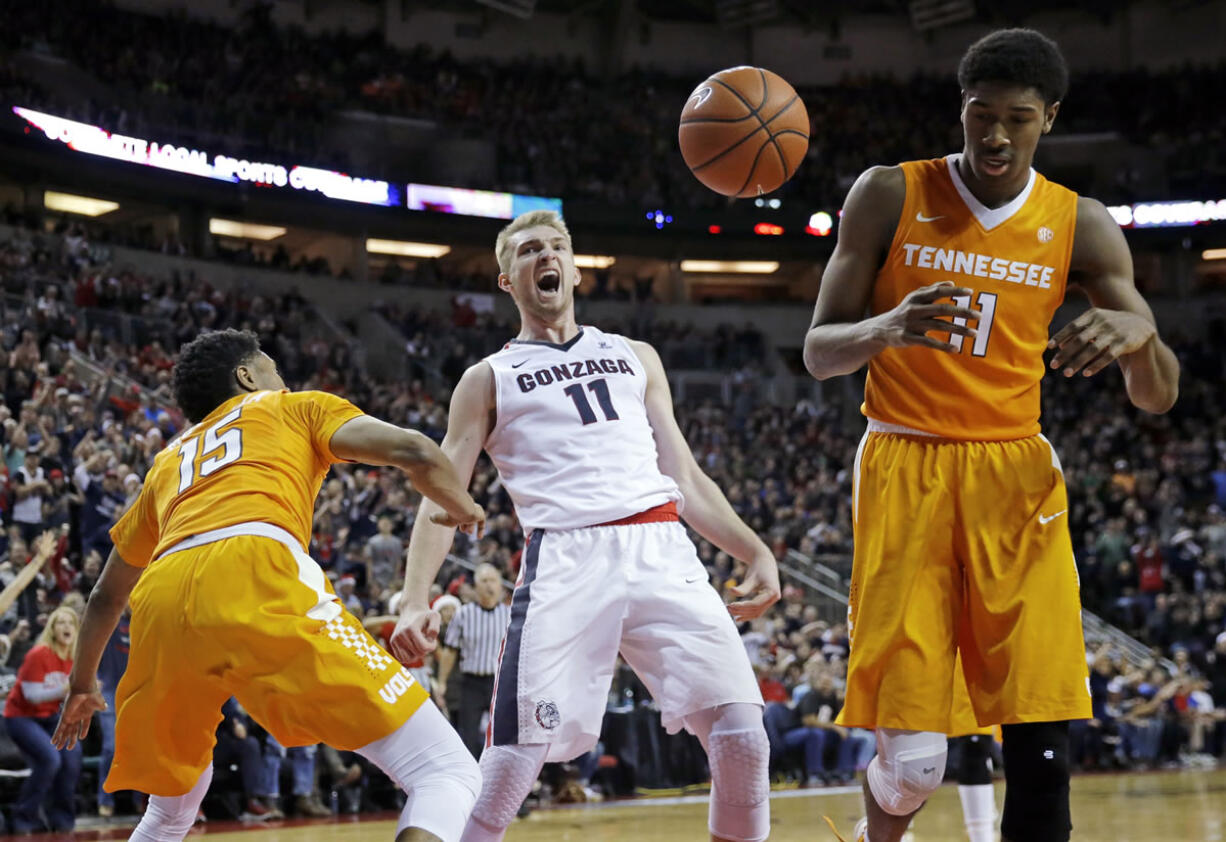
[802, 165, 982, 379]
[53, 548, 144, 750]
[390, 362, 495, 663]
[330, 413, 485, 534]
[1050, 196, 1179, 413]
[630, 340, 780, 620]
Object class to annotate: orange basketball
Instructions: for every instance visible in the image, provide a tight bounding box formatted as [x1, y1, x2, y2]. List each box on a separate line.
[678, 66, 809, 198]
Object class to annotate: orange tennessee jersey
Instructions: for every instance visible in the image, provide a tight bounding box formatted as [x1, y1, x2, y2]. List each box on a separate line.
[863, 155, 1077, 440]
[110, 390, 364, 566]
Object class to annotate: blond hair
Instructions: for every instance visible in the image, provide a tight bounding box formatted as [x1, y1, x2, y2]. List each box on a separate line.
[495, 210, 572, 275]
[38, 605, 80, 659]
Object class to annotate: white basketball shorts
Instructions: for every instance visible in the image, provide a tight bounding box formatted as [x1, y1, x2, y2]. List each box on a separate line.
[488, 517, 762, 763]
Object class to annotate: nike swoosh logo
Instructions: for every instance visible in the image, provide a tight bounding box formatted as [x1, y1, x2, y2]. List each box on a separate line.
[916, 212, 945, 222]
[685, 575, 705, 584]
[1039, 510, 1067, 525]
[511, 361, 528, 369]
[922, 767, 937, 775]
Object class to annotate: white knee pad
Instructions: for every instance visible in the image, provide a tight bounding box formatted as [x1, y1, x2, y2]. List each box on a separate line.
[358, 702, 483, 842]
[703, 704, 771, 842]
[866, 729, 947, 817]
[129, 765, 213, 842]
[464, 743, 548, 838]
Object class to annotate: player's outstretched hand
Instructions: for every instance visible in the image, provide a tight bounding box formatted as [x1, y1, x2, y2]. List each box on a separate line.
[52, 688, 107, 751]
[389, 604, 441, 663]
[1048, 308, 1157, 378]
[875, 281, 981, 352]
[728, 553, 782, 622]
[429, 502, 487, 538]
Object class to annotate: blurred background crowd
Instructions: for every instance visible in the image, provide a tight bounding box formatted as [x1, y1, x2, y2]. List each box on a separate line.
[2, 1, 1225, 212]
[0, 0, 1223, 831]
[0, 204, 1220, 827]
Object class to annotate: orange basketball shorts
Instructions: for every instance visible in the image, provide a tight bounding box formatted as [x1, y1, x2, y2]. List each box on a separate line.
[836, 427, 1091, 734]
[949, 652, 996, 739]
[106, 522, 428, 797]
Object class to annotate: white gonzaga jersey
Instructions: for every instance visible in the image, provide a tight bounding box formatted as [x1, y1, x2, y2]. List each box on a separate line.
[484, 326, 682, 532]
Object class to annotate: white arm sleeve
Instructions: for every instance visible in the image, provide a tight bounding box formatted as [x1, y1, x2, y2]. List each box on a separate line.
[21, 678, 68, 704]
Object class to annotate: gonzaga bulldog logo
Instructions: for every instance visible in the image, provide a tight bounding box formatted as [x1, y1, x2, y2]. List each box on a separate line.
[535, 700, 561, 730]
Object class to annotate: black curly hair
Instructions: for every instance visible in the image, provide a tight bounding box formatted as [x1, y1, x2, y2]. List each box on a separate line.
[957, 28, 1069, 106]
[172, 329, 261, 423]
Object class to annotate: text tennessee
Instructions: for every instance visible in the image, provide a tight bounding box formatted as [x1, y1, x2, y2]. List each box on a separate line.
[901, 243, 1056, 289]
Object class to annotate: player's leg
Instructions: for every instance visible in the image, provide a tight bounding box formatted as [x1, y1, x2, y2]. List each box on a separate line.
[839, 432, 962, 842]
[953, 735, 997, 842]
[355, 701, 483, 842]
[1000, 722, 1070, 842]
[862, 729, 948, 842]
[217, 533, 479, 842]
[461, 528, 626, 841]
[680, 704, 771, 842]
[955, 437, 1090, 842]
[460, 743, 549, 842]
[129, 765, 214, 842]
[102, 545, 233, 810]
[617, 522, 768, 842]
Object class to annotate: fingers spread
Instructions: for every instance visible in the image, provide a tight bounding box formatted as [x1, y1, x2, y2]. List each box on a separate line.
[914, 303, 981, 321]
[903, 333, 960, 353]
[910, 318, 977, 338]
[1060, 340, 1113, 377]
[1049, 310, 1102, 350]
[1081, 348, 1121, 377]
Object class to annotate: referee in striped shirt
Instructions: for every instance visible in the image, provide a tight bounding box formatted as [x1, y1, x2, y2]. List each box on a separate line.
[438, 563, 510, 758]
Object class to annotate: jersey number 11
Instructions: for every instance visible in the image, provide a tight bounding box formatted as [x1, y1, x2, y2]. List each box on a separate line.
[948, 291, 997, 357]
[563, 379, 620, 425]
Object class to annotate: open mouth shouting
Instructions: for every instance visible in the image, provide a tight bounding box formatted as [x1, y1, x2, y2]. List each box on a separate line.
[536, 268, 562, 295]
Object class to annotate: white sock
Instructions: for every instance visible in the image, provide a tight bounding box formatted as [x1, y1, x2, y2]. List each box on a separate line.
[130, 765, 212, 842]
[958, 783, 997, 842]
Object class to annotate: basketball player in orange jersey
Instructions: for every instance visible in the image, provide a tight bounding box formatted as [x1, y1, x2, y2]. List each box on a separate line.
[51, 329, 487, 842]
[803, 29, 1179, 842]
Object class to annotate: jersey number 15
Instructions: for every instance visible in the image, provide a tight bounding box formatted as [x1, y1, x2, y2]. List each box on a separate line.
[175, 407, 244, 494]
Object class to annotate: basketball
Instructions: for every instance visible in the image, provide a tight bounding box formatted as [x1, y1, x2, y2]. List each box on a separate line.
[678, 66, 810, 198]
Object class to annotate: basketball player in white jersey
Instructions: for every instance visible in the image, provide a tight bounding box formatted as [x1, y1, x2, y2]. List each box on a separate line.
[391, 210, 780, 842]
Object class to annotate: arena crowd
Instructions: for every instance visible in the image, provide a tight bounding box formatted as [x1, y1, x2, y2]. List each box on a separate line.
[0, 216, 1220, 826]
[3, 1, 1226, 211]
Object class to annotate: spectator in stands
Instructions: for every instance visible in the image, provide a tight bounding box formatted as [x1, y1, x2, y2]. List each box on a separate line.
[12, 446, 49, 542]
[213, 698, 277, 819]
[77, 469, 125, 559]
[260, 740, 332, 818]
[365, 515, 403, 594]
[780, 664, 867, 786]
[94, 606, 130, 817]
[335, 575, 363, 616]
[1132, 529, 1166, 607]
[3, 603, 81, 832]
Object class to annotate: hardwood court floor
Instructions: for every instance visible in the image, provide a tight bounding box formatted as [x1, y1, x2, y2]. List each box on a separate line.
[21, 769, 1223, 842]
